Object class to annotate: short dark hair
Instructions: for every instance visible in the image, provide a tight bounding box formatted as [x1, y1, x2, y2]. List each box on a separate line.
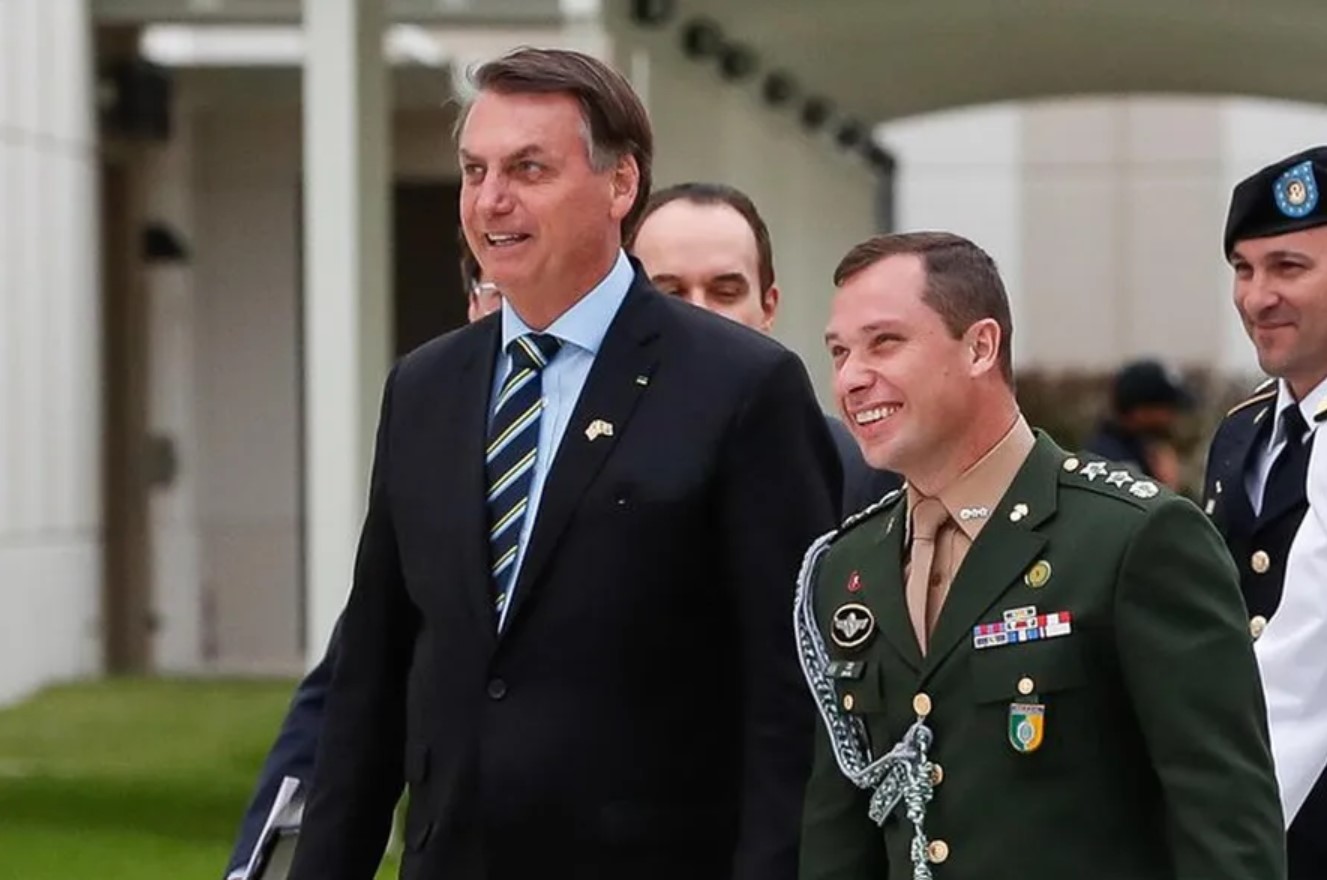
[834, 231, 1015, 386]
[627, 182, 776, 293]
[462, 47, 654, 237]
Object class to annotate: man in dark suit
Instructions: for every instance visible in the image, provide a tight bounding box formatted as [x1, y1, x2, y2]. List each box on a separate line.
[1203, 145, 1327, 879]
[285, 47, 839, 880]
[224, 184, 892, 880]
[627, 181, 901, 516]
[223, 186, 877, 879]
[798, 231, 1284, 879]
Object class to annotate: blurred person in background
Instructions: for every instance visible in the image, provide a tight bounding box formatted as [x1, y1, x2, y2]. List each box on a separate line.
[1084, 357, 1195, 490]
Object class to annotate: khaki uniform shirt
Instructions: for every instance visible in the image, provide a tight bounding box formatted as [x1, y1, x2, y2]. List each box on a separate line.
[904, 417, 1035, 644]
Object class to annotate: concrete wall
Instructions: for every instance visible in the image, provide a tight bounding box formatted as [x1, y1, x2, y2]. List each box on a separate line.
[603, 10, 879, 404]
[142, 99, 203, 673]
[179, 72, 458, 672]
[0, 0, 102, 704]
[190, 101, 304, 673]
[878, 95, 1327, 378]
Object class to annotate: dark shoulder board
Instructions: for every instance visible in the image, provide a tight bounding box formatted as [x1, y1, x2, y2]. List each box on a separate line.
[1057, 452, 1171, 513]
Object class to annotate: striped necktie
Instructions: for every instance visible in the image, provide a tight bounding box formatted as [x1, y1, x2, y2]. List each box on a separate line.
[486, 332, 562, 623]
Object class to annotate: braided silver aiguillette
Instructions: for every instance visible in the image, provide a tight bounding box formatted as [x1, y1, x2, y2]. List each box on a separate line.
[794, 522, 937, 880]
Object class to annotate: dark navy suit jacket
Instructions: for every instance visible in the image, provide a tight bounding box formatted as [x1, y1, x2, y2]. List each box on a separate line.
[224, 396, 893, 878]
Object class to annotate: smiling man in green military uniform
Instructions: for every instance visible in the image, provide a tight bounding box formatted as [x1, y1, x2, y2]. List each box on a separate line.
[796, 231, 1285, 879]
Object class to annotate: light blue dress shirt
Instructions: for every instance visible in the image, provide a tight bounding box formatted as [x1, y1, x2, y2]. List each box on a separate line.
[491, 249, 634, 629]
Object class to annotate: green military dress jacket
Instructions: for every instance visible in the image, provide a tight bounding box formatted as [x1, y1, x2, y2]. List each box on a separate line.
[798, 432, 1285, 880]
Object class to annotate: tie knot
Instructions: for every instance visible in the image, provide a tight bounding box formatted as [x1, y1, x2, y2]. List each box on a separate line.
[508, 333, 562, 372]
[1282, 404, 1309, 445]
[910, 497, 949, 542]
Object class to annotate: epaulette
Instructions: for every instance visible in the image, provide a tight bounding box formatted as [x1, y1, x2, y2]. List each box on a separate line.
[839, 487, 905, 532]
[794, 491, 903, 612]
[1225, 378, 1277, 419]
[1057, 452, 1168, 511]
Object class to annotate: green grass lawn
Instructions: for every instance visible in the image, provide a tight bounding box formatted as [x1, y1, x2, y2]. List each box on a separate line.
[0, 677, 399, 880]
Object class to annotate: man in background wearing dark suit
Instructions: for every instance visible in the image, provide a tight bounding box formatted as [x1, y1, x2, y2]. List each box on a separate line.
[285, 47, 838, 880]
[628, 181, 900, 516]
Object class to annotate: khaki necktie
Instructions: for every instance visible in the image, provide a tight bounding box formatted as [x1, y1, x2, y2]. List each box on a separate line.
[905, 497, 949, 654]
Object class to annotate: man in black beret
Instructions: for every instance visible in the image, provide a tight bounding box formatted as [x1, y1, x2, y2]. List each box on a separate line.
[1203, 145, 1327, 879]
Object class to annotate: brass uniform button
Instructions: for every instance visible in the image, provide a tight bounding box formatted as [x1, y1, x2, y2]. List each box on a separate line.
[1250, 615, 1268, 641]
[930, 764, 944, 786]
[1252, 550, 1271, 574]
[842, 693, 855, 711]
[1017, 676, 1035, 696]
[927, 839, 950, 864]
[913, 693, 933, 717]
[1063, 457, 1080, 472]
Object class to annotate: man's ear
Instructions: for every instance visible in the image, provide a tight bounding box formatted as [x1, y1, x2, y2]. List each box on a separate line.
[760, 284, 781, 333]
[608, 154, 640, 223]
[965, 317, 1001, 378]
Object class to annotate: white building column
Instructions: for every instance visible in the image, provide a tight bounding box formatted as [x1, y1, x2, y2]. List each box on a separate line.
[301, 0, 391, 665]
[0, 0, 101, 704]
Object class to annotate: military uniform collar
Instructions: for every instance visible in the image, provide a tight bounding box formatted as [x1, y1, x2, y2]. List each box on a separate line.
[906, 415, 1036, 541]
[1269, 377, 1327, 450]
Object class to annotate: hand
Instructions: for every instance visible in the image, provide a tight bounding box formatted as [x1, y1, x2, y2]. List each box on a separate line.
[1143, 441, 1183, 490]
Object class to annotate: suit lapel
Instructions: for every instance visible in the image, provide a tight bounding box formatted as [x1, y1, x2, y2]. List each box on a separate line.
[1229, 406, 1273, 531]
[448, 318, 503, 648]
[867, 501, 922, 672]
[500, 280, 662, 636]
[920, 434, 1060, 681]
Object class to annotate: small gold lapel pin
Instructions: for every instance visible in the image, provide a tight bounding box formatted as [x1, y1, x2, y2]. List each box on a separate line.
[635, 375, 650, 386]
[585, 419, 615, 442]
[1009, 503, 1030, 523]
[1024, 559, 1052, 589]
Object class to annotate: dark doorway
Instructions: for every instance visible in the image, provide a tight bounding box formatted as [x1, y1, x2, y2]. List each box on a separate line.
[393, 180, 466, 356]
[100, 155, 154, 674]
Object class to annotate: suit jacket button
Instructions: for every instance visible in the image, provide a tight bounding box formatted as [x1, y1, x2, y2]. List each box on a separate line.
[912, 693, 932, 717]
[487, 678, 508, 700]
[1251, 550, 1271, 574]
[930, 763, 944, 786]
[927, 839, 950, 863]
[1250, 615, 1268, 641]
